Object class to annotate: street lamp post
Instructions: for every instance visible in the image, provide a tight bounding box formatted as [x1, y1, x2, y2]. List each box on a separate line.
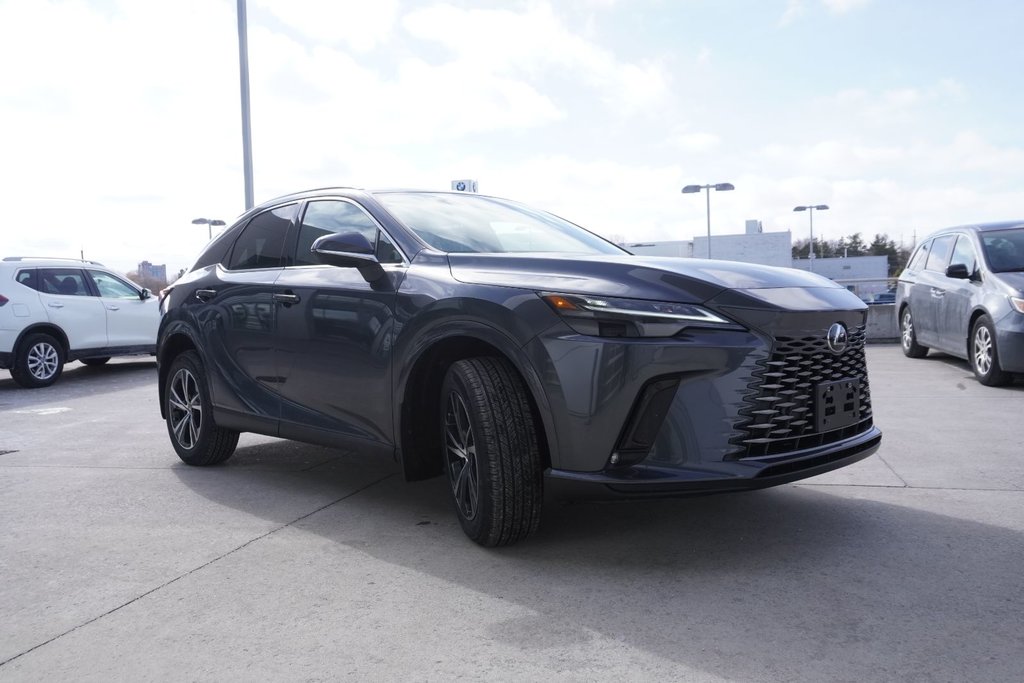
[793, 204, 829, 272]
[682, 182, 735, 259]
[192, 217, 226, 240]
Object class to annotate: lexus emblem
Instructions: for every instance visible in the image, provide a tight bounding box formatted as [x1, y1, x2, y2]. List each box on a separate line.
[826, 322, 849, 354]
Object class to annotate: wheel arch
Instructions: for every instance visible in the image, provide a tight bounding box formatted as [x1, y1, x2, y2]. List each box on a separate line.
[14, 324, 70, 357]
[395, 325, 555, 482]
[157, 331, 198, 418]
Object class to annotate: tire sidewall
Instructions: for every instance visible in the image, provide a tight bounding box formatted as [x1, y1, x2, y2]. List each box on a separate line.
[440, 365, 491, 540]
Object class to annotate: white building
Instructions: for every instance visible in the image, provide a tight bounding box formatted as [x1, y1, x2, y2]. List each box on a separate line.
[627, 220, 792, 268]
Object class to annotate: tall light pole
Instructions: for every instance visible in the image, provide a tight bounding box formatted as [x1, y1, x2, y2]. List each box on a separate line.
[192, 218, 226, 240]
[237, 0, 254, 210]
[793, 204, 829, 272]
[682, 182, 734, 259]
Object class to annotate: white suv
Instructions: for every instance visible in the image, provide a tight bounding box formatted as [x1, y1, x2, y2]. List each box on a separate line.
[0, 257, 160, 388]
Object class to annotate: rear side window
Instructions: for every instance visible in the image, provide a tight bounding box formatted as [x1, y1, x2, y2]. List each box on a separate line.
[925, 235, 955, 272]
[37, 268, 91, 296]
[227, 204, 296, 270]
[15, 269, 37, 290]
[906, 241, 929, 271]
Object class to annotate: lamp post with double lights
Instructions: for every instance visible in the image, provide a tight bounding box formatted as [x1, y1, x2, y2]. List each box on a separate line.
[793, 204, 829, 272]
[192, 217, 226, 240]
[682, 182, 735, 259]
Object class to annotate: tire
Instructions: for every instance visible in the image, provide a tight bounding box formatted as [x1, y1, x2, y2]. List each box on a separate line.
[900, 306, 928, 358]
[11, 333, 65, 388]
[81, 357, 111, 367]
[165, 351, 239, 465]
[441, 357, 543, 547]
[971, 315, 1011, 386]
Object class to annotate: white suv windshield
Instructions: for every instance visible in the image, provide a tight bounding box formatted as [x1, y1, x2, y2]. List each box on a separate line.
[374, 192, 625, 255]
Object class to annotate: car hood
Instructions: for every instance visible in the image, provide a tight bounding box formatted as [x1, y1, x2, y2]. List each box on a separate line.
[991, 270, 1024, 295]
[447, 253, 865, 310]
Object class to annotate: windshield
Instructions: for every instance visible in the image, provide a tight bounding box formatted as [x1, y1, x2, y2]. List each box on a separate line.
[980, 228, 1024, 272]
[374, 191, 626, 255]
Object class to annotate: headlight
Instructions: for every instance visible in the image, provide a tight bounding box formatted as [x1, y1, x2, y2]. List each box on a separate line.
[540, 292, 739, 338]
[1010, 296, 1024, 314]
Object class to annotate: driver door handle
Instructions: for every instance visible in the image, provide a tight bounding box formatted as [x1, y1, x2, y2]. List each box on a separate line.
[106, 305, 120, 311]
[273, 292, 301, 305]
[47, 302, 64, 309]
[195, 289, 217, 302]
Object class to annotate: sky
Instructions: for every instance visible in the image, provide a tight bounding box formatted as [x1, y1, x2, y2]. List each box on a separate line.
[2, 0, 1022, 276]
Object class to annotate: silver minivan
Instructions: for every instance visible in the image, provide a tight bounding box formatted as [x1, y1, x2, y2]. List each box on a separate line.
[896, 221, 1024, 385]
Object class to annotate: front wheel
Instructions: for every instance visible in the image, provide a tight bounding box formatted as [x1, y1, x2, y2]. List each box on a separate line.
[971, 315, 1012, 386]
[165, 351, 239, 465]
[441, 357, 543, 547]
[11, 333, 65, 388]
[900, 307, 928, 358]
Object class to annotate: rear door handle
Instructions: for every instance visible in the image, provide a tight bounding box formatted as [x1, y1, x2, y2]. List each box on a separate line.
[106, 305, 120, 311]
[272, 292, 301, 305]
[195, 289, 217, 302]
[47, 302, 64, 309]
[930, 287, 945, 298]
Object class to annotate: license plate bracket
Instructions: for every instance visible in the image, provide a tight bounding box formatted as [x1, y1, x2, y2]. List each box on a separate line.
[815, 378, 861, 432]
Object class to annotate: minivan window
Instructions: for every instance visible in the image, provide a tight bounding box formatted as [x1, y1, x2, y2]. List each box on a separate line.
[227, 205, 296, 270]
[906, 241, 930, 271]
[949, 235, 978, 275]
[925, 235, 955, 272]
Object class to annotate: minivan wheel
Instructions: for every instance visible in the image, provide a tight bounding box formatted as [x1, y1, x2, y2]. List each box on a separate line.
[971, 315, 1011, 386]
[11, 333, 65, 388]
[165, 351, 240, 465]
[440, 357, 543, 547]
[900, 307, 928, 358]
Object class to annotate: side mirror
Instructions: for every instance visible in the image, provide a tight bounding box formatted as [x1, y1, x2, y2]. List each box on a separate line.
[945, 263, 970, 280]
[140, 288, 152, 300]
[312, 232, 385, 282]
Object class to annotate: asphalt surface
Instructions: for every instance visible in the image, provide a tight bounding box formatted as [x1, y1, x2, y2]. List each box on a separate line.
[1, 346, 1022, 681]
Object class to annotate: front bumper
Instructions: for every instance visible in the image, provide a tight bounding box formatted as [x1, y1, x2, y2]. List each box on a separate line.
[995, 312, 1024, 373]
[545, 426, 881, 499]
[525, 305, 879, 495]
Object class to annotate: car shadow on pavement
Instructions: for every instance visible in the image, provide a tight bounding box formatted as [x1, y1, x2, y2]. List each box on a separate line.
[0, 361, 157, 397]
[917, 352, 1024, 389]
[174, 442, 1024, 681]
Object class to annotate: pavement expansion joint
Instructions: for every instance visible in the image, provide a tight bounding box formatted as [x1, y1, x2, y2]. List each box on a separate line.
[0, 472, 395, 670]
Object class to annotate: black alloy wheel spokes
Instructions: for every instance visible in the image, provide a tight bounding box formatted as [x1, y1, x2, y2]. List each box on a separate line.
[445, 392, 479, 520]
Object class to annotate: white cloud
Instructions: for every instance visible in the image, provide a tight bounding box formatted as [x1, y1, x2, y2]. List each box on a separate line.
[822, 0, 873, 13]
[253, 0, 398, 52]
[671, 132, 721, 152]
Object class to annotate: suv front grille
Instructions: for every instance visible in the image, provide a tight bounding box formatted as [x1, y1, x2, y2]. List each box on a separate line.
[731, 325, 873, 458]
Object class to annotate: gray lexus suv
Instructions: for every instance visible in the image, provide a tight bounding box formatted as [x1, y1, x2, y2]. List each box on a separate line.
[157, 188, 882, 545]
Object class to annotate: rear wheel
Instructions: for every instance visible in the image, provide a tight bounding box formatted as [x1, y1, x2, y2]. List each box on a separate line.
[900, 306, 928, 358]
[971, 315, 1011, 386]
[165, 351, 239, 465]
[441, 357, 543, 547]
[11, 333, 65, 388]
[81, 357, 111, 367]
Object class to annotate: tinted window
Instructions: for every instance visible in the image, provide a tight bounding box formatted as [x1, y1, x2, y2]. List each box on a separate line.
[295, 200, 403, 266]
[924, 235, 954, 272]
[949, 235, 978, 275]
[89, 270, 139, 299]
[15, 269, 36, 290]
[227, 205, 296, 270]
[38, 268, 91, 296]
[906, 241, 929, 271]
[981, 228, 1024, 273]
[375, 191, 625, 255]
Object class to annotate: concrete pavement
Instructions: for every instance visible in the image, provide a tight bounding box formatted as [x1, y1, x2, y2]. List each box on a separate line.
[1, 348, 1022, 681]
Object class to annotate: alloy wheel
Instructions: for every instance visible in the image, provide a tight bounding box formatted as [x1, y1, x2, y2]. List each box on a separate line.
[974, 325, 993, 375]
[445, 392, 479, 520]
[27, 342, 59, 380]
[901, 311, 914, 351]
[169, 368, 203, 450]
